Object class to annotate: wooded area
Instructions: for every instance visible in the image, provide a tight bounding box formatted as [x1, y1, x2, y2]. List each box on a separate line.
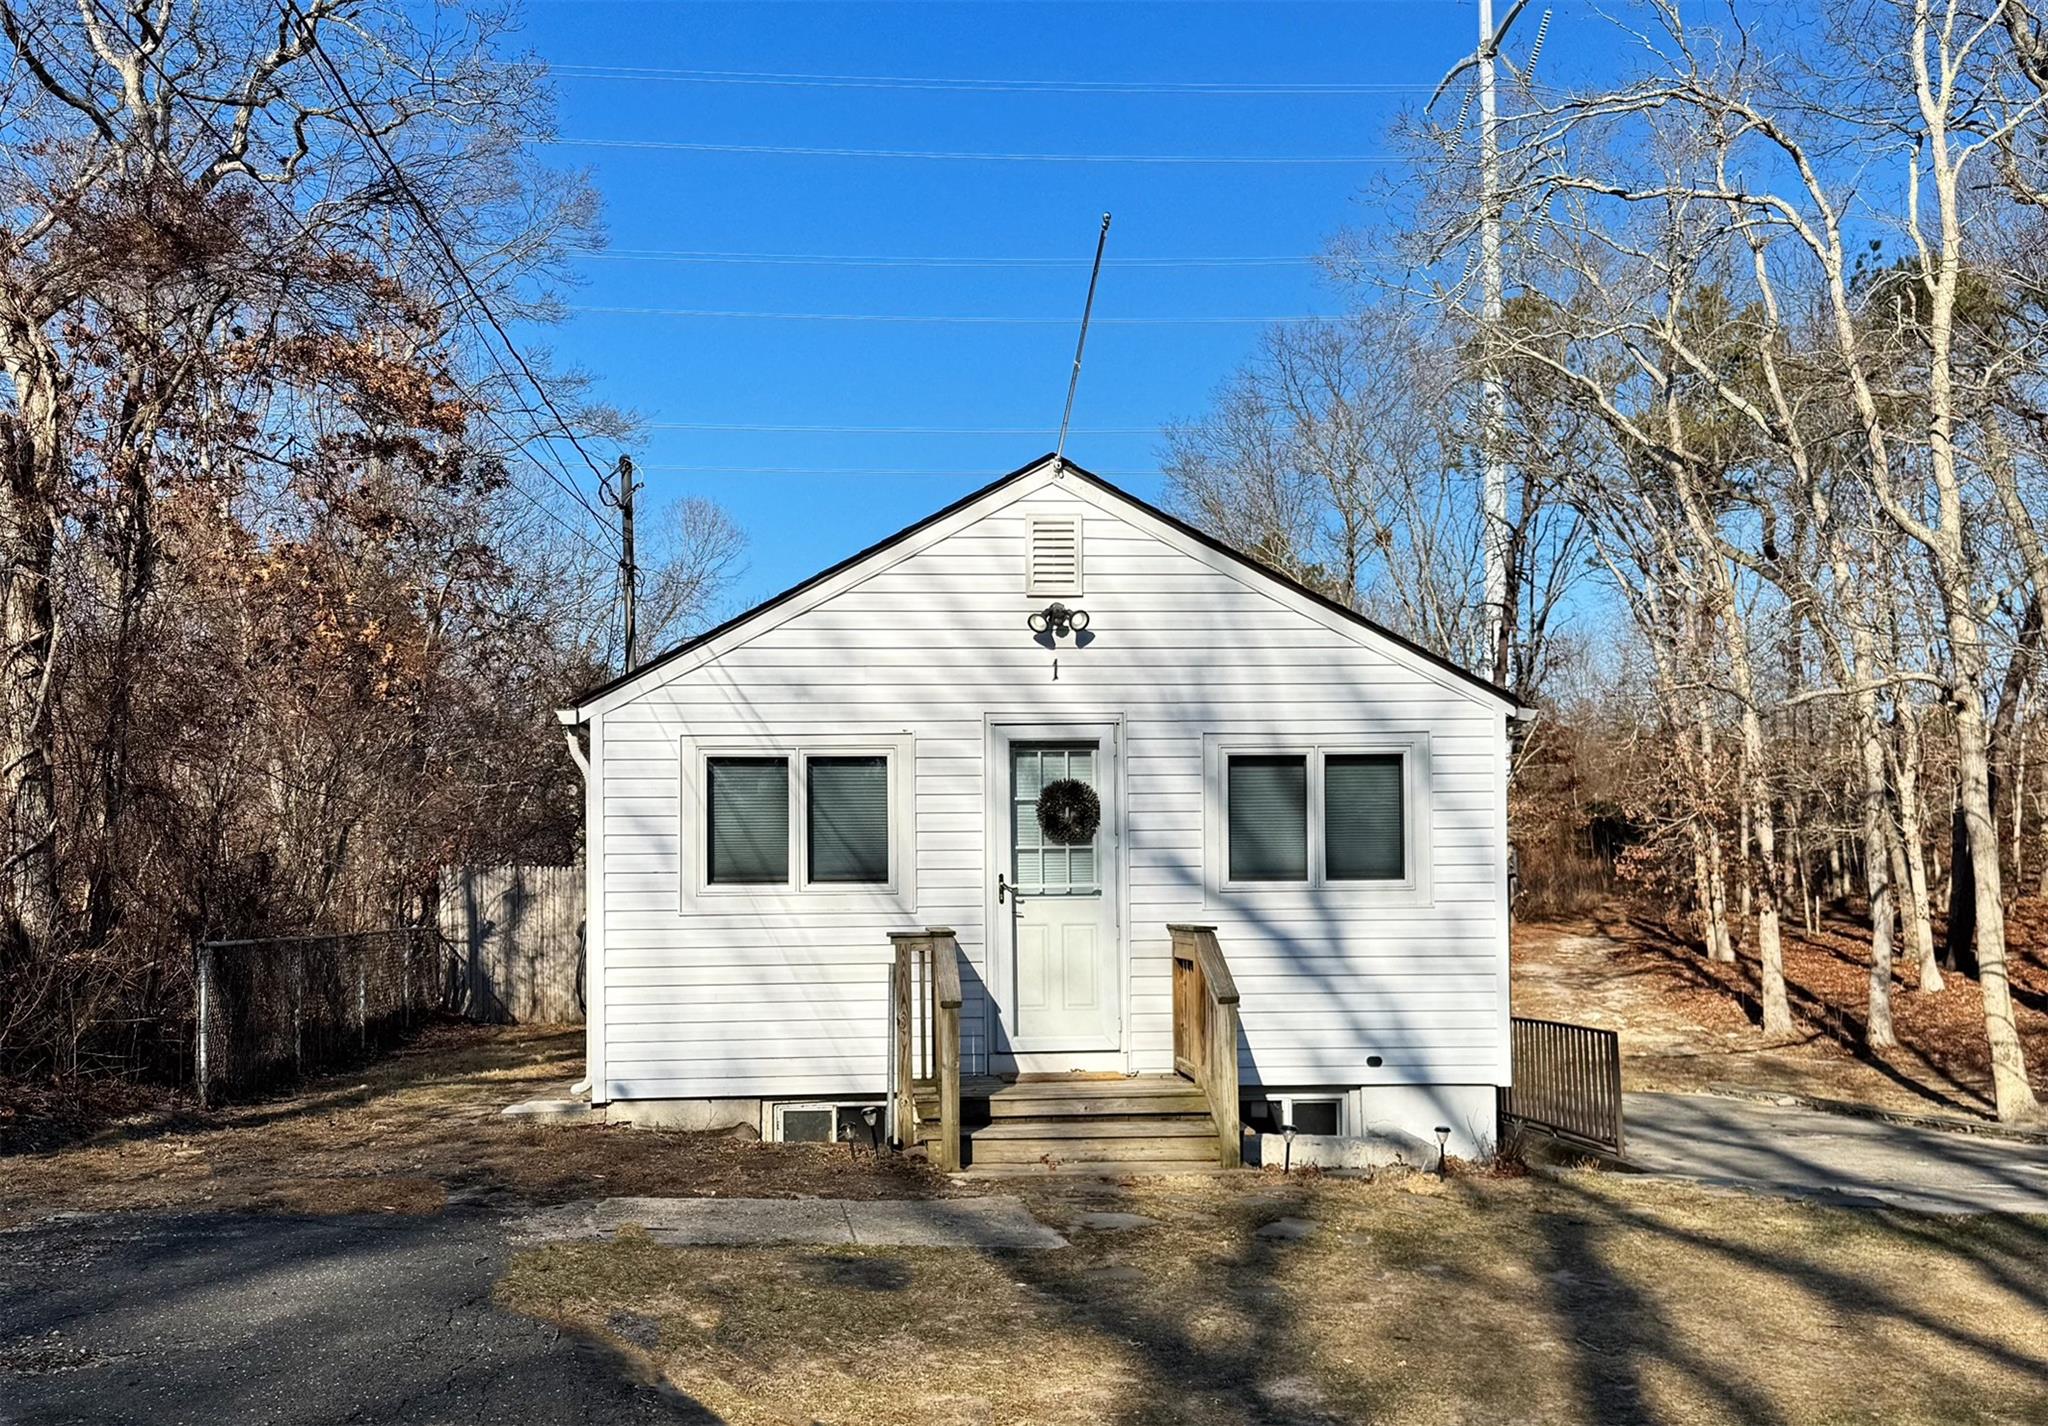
[0, 0, 737, 1083]
[1165, 0, 2048, 1120]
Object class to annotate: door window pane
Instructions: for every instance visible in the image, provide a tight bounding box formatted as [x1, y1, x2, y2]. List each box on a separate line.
[808, 756, 889, 884]
[1228, 755, 1307, 881]
[707, 757, 789, 884]
[1013, 743, 1098, 894]
[1326, 754, 1405, 880]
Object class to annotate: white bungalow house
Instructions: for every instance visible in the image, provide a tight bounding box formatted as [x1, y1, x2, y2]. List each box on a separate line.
[557, 454, 1522, 1171]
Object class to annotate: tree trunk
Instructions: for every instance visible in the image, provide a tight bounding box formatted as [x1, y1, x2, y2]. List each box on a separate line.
[1857, 709, 1898, 1048]
[1950, 666, 2038, 1120]
[1892, 702, 1944, 992]
[1739, 721, 1793, 1036]
[1946, 802, 1978, 976]
[1706, 820, 1736, 963]
[0, 407, 62, 964]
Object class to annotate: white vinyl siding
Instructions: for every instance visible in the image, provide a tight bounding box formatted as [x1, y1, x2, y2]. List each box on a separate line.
[588, 468, 1509, 1102]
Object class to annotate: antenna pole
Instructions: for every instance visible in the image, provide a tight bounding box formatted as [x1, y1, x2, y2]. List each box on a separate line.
[1477, 0, 1511, 688]
[1056, 213, 1113, 466]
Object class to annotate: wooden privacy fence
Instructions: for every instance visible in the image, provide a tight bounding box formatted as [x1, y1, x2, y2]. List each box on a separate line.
[439, 864, 585, 1024]
[1497, 1015, 1625, 1156]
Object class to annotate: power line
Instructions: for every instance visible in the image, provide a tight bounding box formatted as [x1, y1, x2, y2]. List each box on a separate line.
[281, 0, 620, 532]
[641, 421, 1160, 434]
[529, 62, 1450, 95]
[541, 137, 1407, 164]
[71, 0, 621, 563]
[570, 305, 1333, 325]
[586, 248, 1321, 268]
[631, 464, 1159, 478]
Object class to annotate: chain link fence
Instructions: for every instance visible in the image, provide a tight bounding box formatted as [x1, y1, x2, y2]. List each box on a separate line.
[194, 928, 445, 1105]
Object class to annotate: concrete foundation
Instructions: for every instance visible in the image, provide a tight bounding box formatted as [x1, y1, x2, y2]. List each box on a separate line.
[604, 1098, 762, 1133]
[1247, 1129, 1434, 1172]
[1347, 1083, 1496, 1161]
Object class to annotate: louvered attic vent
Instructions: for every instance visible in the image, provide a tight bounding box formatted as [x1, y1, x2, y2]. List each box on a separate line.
[1026, 515, 1084, 597]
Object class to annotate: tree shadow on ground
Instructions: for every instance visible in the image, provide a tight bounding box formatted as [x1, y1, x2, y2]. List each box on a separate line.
[1610, 914, 1988, 1115]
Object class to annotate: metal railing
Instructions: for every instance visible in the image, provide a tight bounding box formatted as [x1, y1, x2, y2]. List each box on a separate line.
[195, 928, 442, 1105]
[1497, 1015, 1625, 1156]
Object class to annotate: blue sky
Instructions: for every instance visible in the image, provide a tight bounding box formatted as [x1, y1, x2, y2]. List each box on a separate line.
[509, 0, 1577, 613]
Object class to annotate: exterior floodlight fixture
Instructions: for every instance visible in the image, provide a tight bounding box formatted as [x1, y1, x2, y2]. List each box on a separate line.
[1028, 602, 1089, 638]
[1434, 1125, 1452, 1179]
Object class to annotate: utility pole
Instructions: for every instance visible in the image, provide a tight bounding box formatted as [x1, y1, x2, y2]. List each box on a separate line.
[604, 455, 640, 672]
[1434, 0, 1542, 691]
[1476, 0, 1511, 690]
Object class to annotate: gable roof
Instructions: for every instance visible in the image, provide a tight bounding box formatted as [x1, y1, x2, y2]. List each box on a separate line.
[564, 453, 1521, 717]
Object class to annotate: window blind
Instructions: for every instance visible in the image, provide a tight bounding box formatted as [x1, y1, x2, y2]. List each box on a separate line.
[807, 756, 889, 884]
[1228, 754, 1308, 881]
[1326, 753, 1404, 880]
[707, 757, 789, 884]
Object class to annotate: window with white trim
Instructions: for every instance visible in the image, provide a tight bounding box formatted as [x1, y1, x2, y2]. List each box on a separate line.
[685, 737, 914, 903]
[1207, 737, 1427, 896]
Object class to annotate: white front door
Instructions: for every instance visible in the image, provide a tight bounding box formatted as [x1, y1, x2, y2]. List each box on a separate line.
[1001, 736, 1121, 1053]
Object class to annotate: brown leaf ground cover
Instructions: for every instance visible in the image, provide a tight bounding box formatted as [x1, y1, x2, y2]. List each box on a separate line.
[0, 1020, 954, 1224]
[1513, 900, 2048, 1119]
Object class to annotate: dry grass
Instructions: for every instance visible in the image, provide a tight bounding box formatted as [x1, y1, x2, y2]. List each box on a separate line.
[498, 1170, 2048, 1426]
[0, 1020, 955, 1223]
[9, 1023, 2048, 1423]
[1514, 906, 2048, 1120]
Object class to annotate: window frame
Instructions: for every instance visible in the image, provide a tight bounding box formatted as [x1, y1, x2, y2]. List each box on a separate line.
[1240, 1093, 1347, 1137]
[680, 734, 916, 909]
[1202, 733, 1432, 906]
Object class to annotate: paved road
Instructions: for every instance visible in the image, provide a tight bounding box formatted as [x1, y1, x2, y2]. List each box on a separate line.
[0, 1211, 716, 1425]
[1625, 1091, 2048, 1214]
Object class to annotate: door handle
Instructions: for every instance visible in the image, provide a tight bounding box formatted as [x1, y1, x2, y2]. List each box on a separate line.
[998, 873, 1023, 905]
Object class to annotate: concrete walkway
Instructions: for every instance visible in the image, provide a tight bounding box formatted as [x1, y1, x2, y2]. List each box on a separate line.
[514, 1196, 1068, 1248]
[1625, 1091, 2048, 1215]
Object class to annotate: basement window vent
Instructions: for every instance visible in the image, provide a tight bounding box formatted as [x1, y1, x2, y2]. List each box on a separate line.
[1026, 516, 1084, 597]
[772, 1101, 884, 1147]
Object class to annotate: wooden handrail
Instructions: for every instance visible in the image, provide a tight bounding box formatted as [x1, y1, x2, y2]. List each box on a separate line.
[888, 928, 962, 1172]
[1169, 924, 1242, 1168]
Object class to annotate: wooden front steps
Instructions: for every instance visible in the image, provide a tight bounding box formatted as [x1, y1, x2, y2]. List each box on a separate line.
[921, 1074, 1226, 1174]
